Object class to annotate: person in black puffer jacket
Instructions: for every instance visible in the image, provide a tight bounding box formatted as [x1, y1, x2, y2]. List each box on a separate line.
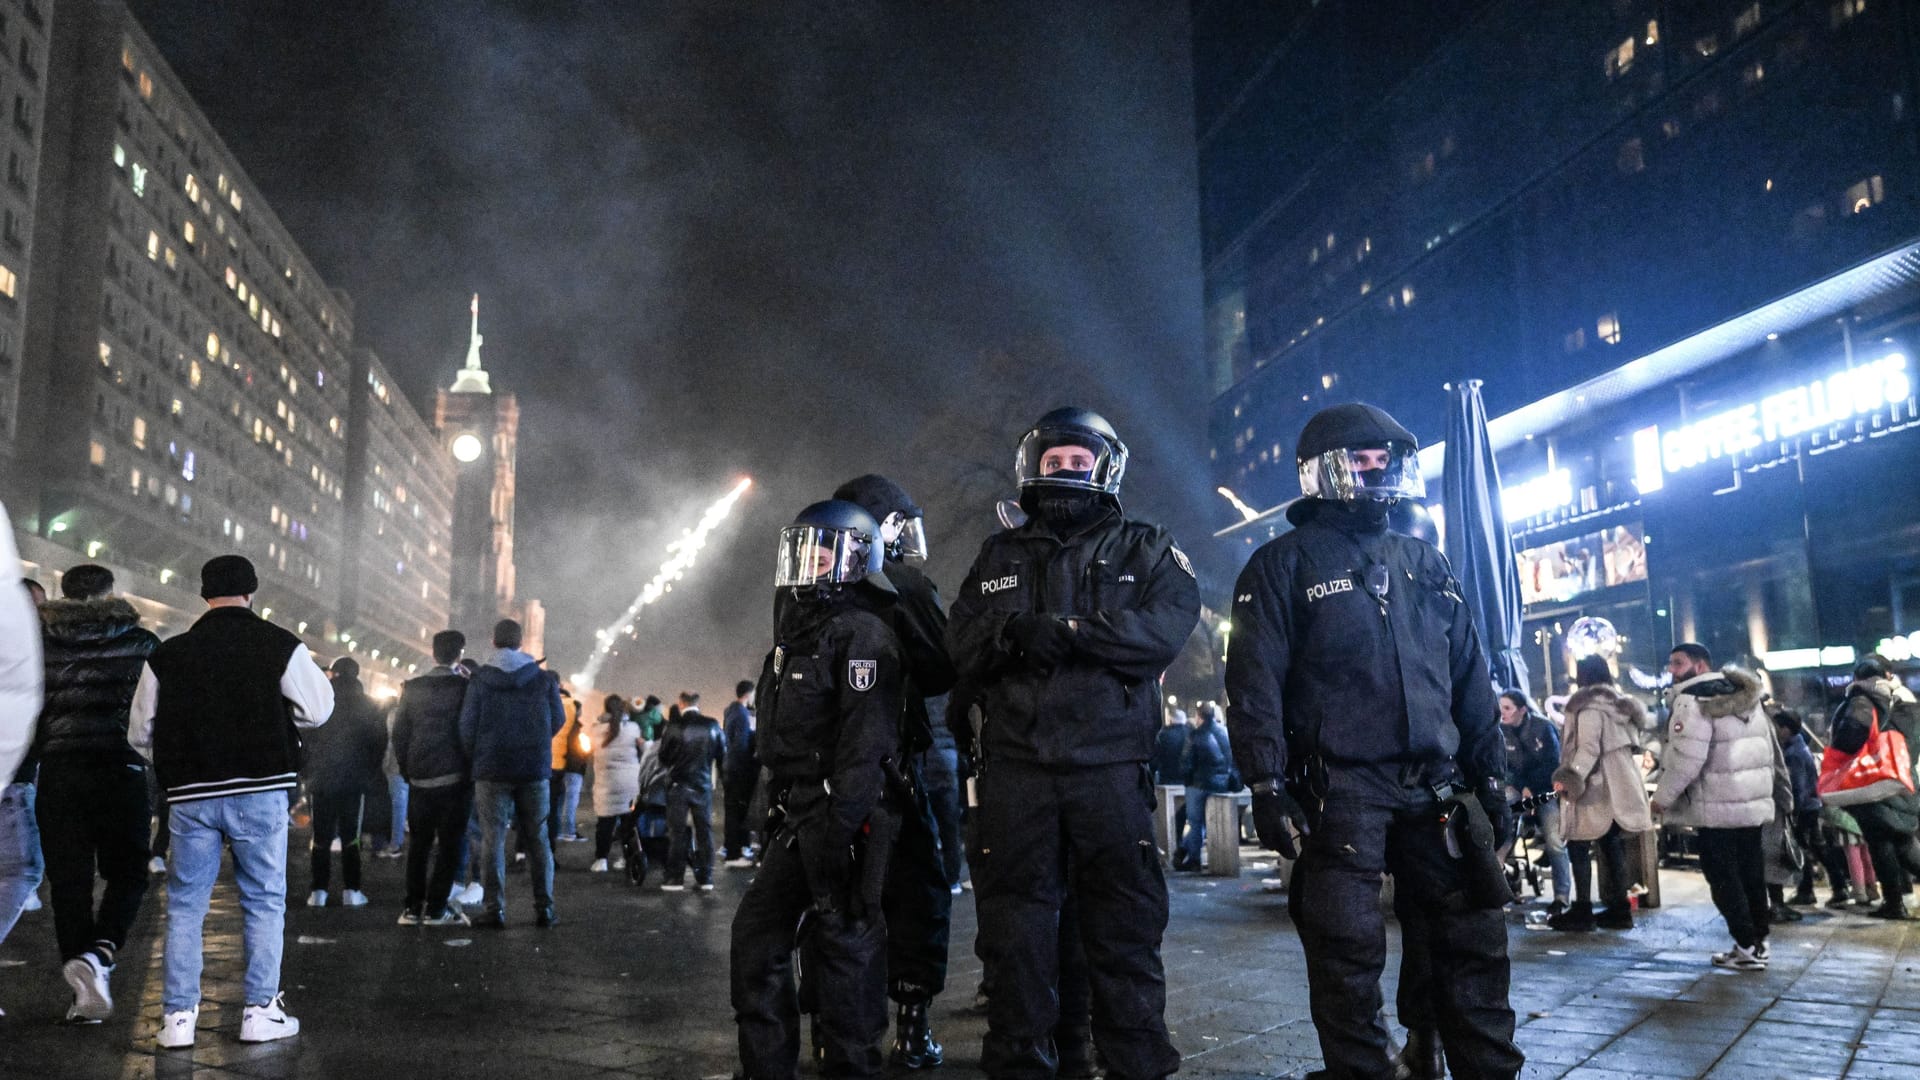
[301, 658, 387, 908]
[33, 565, 159, 1022]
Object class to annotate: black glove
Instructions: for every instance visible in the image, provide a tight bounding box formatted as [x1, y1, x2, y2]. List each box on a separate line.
[1251, 786, 1311, 860]
[1006, 614, 1074, 669]
[1477, 781, 1514, 851]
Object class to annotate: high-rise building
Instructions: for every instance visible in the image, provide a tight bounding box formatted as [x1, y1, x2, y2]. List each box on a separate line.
[5, 1, 456, 688]
[0, 1, 53, 475]
[436, 295, 537, 656]
[1195, 1, 1920, 705]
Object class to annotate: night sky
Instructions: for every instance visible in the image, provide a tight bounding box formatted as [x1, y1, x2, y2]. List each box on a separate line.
[127, 1, 1207, 699]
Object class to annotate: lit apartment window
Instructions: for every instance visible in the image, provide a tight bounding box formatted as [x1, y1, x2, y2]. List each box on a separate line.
[131, 163, 146, 196]
[132, 415, 147, 449]
[229, 189, 242, 212]
[1598, 312, 1622, 345]
[1604, 37, 1635, 78]
[164, 247, 176, 270]
[99, 341, 111, 366]
[1831, 0, 1867, 28]
[236, 280, 248, 303]
[130, 467, 141, 494]
[1846, 175, 1885, 213]
[1644, 19, 1659, 45]
[248, 294, 259, 318]
[121, 44, 135, 72]
[137, 71, 153, 99]
[188, 360, 201, 387]
[1400, 283, 1416, 307]
[1743, 61, 1766, 85]
[205, 331, 219, 358]
[216, 174, 228, 196]
[0, 264, 15, 299]
[170, 398, 182, 416]
[1734, 3, 1762, 36]
[146, 231, 159, 260]
[89, 441, 106, 468]
[112, 143, 126, 168]
[182, 220, 195, 244]
[184, 174, 200, 201]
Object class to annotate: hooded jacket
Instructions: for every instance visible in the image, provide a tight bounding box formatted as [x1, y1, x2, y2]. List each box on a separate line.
[458, 649, 565, 783]
[591, 715, 644, 816]
[34, 597, 158, 762]
[1552, 684, 1654, 842]
[1654, 667, 1780, 829]
[1833, 677, 1920, 835]
[302, 675, 387, 794]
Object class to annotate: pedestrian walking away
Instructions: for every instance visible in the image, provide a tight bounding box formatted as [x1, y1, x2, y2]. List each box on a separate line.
[458, 619, 565, 928]
[30, 565, 162, 1023]
[128, 554, 334, 1048]
[588, 695, 644, 871]
[391, 631, 474, 926]
[1652, 643, 1782, 970]
[1225, 402, 1523, 1080]
[949, 407, 1200, 1080]
[1549, 657, 1654, 932]
[550, 687, 588, 845]
[731, 499, 904, 1080]
[660, 691, 724, 890]
[303, 658, 386, 909]
[833, 472, 960, 1069]
[722, 680, 759, 866]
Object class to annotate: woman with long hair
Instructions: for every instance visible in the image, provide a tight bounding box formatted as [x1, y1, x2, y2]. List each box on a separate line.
[1549, 655, 1654, 931]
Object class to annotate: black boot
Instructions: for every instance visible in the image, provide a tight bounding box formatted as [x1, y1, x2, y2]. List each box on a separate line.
[891, 1000, 944, 1069]
[1394, 1027, 1445, 1080]
[1594, 903, 1634, 930]
[1547, 900, 1595, 931]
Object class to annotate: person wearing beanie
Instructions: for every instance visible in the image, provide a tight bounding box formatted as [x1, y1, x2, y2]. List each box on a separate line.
[129, 555, 334, 1049]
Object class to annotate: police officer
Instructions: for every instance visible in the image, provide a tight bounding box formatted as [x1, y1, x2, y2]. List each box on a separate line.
[831, 475, 958, 1069]
[731, 500, 905, 1080]
[949, 407, 1200, 1080]
[1224, 402, 1522, 1080]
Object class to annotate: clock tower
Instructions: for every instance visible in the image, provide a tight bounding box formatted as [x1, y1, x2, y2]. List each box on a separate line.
[435, 296, 538, 655]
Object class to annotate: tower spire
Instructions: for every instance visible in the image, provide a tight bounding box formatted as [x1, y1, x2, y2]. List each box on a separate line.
[449, 292, 492, 394]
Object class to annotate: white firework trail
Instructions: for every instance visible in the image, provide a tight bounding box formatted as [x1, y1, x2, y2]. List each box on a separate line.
[572, 477, 753, 691]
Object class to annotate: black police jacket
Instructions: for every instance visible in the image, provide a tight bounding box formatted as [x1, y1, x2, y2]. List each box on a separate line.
[1224, 501, 1503, 788]
[755, 585, 905, 848]
[883, 560, 956, 755]
[947, 507, 1201, 768]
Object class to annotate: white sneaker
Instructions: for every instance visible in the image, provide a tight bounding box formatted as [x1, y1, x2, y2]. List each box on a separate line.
[239, 993, 300, 1042]
[157, 1005, 199, 1049]
[611, 858, 626, 870]
[421, 908, 470, 927]
[330, 839, 342, 853]
[21, 890, 41, 911]
[660, 882, 686, 892]
[699, 882, 715, 892]
[460, 882, 484, 905]
[590, 859, 609, 872]
[1753, 940, 1771, 963]
[950, 885, 963, 896]
[341, 890, 369, 908]
[306, 890, 328, 908]
[62, 954, 113, 1022]
[1712, 944, 1767, 971]
[148, 856, 167, 875]
[724, 857, 755, 869]
[513, 851, 526, 864]
[396, 910, 422, 926]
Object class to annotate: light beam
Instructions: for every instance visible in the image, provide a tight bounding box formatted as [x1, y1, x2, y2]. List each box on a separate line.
[572, 477, 753, 691]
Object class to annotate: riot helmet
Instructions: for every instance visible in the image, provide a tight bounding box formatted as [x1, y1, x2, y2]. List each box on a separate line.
[1295, 402, 1423, 504]
[1014, 407, 1127, 496]
[832, 474, 928, 561]
[774, 499, 885, 592]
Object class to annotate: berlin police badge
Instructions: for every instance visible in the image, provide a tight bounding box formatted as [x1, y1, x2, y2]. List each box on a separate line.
[848, 659, 877, 692]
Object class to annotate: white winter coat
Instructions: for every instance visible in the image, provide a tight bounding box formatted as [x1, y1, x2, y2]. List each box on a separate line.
[1654, 667, 1780, 829]
[591, 717, 644, 817]
[0, 502, 43, 788]
[1553, 684, 1655, 842]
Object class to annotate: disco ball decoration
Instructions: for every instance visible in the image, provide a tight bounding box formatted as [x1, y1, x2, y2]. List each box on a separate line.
[1566, 616, 1621, 660]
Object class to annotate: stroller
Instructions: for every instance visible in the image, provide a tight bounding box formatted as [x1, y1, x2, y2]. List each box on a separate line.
[1503, 791, 1557, 901]
[621, 739, 672, 886]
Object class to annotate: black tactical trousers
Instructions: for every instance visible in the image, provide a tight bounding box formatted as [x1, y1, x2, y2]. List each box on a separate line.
[883, 766, 953, 1003]
[974, 760, 1177, 1080]
[732, 824, 889, 1079]
[1290, 780, 1521, 1080]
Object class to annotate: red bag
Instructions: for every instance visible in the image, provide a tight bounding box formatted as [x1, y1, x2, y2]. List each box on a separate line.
[1817, 712, 1916, 807]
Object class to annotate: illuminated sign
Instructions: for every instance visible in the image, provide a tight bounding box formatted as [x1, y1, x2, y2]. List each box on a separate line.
[1660, 352, 1910, 473]
[1502, 468, 1573, 520]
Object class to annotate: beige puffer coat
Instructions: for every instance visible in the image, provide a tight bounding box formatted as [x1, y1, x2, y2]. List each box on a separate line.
[1552, 684, 1654, 842]
[1654, 667, 1779, 829]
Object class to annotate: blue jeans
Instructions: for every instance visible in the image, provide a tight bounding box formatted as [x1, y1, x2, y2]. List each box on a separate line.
[164, 791, 289, 1011]
[1178, 788, 1214, 866]
[559, 772, 583, 837]
[387, 774, 409, 850]
[0, 783, 43, 946]
[476, 779, 553, 917]
[1533, 798, 1573, 902]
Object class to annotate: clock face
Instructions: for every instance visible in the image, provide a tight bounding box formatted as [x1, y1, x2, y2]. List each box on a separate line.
[451, 433, 484, 463]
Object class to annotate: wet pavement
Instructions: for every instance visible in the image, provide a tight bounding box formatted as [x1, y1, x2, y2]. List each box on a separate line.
[3, 825, 1918, 1079]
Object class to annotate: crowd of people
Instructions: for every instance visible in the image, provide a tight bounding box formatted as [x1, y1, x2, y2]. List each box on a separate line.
[4, 388, 1920, 1080]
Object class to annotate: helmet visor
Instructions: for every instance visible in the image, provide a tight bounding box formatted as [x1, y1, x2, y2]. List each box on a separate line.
[775, 526, 872, 588]
[1014, 428, 1127, 493]
[893, 516, 929, 561]
[1298, 442, 1424, 502]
